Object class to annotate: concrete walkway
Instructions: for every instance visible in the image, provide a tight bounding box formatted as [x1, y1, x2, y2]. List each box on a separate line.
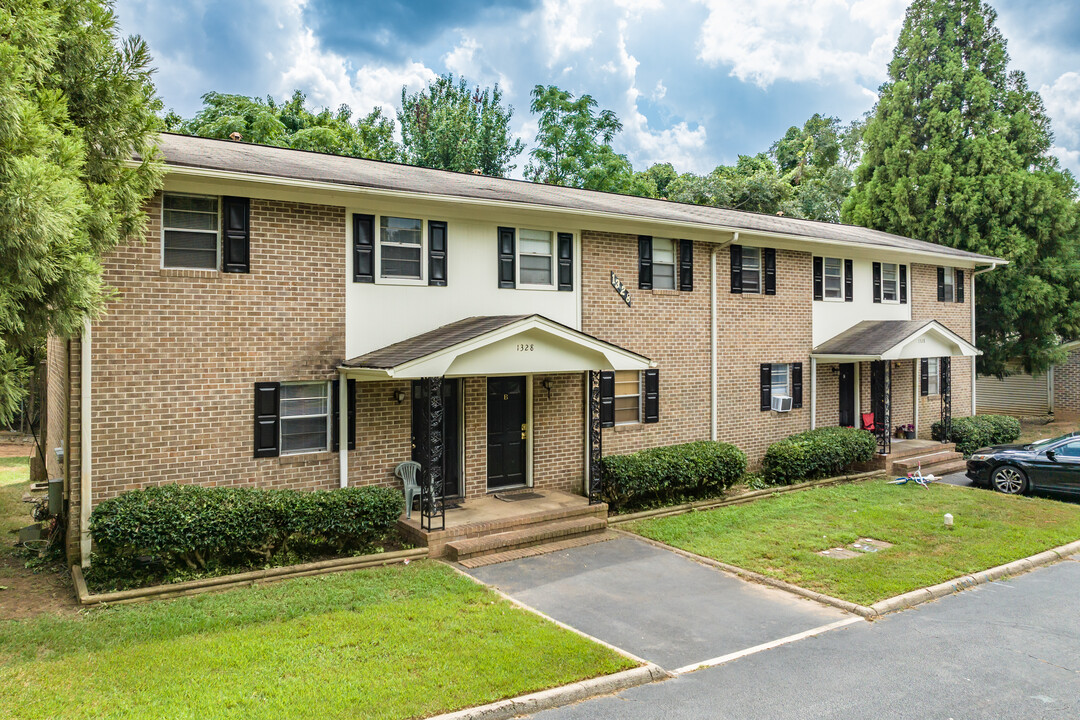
[463, 535, 851, 671]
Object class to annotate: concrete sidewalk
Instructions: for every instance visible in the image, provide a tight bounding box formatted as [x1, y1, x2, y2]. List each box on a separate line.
[463, 535, 851, 670]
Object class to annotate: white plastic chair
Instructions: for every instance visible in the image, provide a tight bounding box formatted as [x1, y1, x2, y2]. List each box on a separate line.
[395, 461, 422, 518]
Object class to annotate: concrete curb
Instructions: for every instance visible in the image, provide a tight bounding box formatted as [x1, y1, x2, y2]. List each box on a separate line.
[608, 470, 884, 526]
[426, 664, 668, 720]
[71, 547, 428, 606]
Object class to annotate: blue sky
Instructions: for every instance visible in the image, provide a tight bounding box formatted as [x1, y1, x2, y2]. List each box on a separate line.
[115, 0, 1080, 178]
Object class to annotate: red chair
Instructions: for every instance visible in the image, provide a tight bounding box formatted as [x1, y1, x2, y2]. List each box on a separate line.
[861, 412, 877, 432]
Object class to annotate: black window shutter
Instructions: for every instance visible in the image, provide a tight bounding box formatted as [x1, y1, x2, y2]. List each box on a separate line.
[254, 382, 280, 458]
[331, 379, 358, 451]
[221, 196, 250, 273]
[791, 362, 803, 409]
[844, 259, 853, 302]
[760, 363, 772, 411]
[812, 256, 823, 301]
[872, 262, 882, 303]
[956, 269, 964, 303]
[497, 227, 515, 288]
[920, 358, 929, 396]
[599, 371, 615, 428]
[763, 247, 776, 295]
[557, 233, 573, 291]
[679, 240, 693, 292]
[643, 369, 659, 423]
[638, 236, 653, 290]
[937, 267, 945, 301]
[730, 244, 743, 293]
[353, 214, 374, 283]
[428, 221, 447, 286]
[900, 264, 908, 304]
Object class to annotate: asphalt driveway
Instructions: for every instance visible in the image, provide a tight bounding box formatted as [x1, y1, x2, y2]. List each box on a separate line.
[463, 535, 851, 670]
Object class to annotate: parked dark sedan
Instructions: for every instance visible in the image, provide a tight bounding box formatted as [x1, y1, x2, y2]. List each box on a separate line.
[967, 433, 1080, 496]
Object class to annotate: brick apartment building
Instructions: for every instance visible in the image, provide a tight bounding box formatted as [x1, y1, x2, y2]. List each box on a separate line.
[46, 134, 1003, 565]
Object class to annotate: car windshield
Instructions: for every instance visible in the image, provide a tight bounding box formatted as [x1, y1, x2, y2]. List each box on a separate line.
[1027, 434, 1076, 450]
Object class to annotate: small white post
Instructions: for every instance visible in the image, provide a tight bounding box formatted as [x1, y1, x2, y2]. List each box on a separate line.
[338, 371, 348, 489]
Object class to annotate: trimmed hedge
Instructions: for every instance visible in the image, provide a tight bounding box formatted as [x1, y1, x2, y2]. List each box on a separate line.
[932, 414, 1021, 456]
[601, 441, 746, 511]
[761, 427, 877, 485]
[89, 484, 404, 574]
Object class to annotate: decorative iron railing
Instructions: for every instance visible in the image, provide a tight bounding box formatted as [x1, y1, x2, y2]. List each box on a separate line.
[940, 356, 952, 443]
[588, 370, 603, 505]
[420, 375, 445, 531]
[871, 360, 891, 455]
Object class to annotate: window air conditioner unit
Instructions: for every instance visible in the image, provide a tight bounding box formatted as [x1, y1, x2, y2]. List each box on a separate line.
[771, 395, 793, 412]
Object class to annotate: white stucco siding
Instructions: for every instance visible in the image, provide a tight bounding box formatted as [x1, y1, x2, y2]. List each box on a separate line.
[812, 257, 911, 347]
[345, 208, 581, 359]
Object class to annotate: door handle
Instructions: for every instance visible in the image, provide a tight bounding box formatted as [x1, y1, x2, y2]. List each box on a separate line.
[521, 423, 527, 440]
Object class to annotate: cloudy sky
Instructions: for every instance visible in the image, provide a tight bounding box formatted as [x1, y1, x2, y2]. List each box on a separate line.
[115, 0, 1080, 177]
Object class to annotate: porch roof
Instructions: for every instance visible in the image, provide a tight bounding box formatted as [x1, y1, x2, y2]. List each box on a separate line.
[340, 314, 653, 379]
[811, 320, 980, 362]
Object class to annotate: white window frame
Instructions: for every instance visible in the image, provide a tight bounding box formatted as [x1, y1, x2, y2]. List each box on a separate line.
[279, 381, 332, 456]
[771, 363, 791, 399]
[942, 267, 955, 302]
[161, 192, 220, 270]
[926, 358, 940, 396]
[374, 215, 427, 286]
[516, 228, 556, 290]
[823, 257, 844, 301]
[652, 237, 677, 290]
[881, 262, 900, 303]
[613, 370, 642, 425]
[741, 246, 762, 294]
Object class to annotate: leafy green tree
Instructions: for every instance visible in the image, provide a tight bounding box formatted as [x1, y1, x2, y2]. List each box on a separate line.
[0, 0, 163, 422]
[179, 90, 399, 161]
[398, 74, 524, 176]
[525, 85, 636, 192]
[667, 154, 792, 215]
[771, 114, 864, 222]
[843, 0, 1080, 375]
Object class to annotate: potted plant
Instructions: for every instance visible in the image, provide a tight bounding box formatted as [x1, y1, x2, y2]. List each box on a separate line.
[896, 423, 915, 440]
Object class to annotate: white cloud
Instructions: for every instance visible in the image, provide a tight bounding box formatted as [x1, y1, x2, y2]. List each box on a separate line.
[539, 0, 595, 66]
[442, 34, 514, 93]
[1041, 71, 1080, 146]
[694, 0, 907, 87]
[443, 36, 480, 78]
[651, 80, 667, 101]
[1050, 145, 1080, 171]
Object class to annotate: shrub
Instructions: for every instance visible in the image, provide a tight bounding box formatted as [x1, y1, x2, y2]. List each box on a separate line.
[89, 484, 404, 575]
[761, 427, 877, 485]
[601, 441, 746, 511]
[931, 414, 1021, 456]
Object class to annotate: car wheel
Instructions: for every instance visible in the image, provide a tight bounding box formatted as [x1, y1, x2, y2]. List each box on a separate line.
[991, 465, 1028, 495]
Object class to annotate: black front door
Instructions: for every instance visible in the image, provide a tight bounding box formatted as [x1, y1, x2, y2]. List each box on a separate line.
[838, 363, 855, 427]
[487, 376, 526, 490]
[411, 379, 461, 498]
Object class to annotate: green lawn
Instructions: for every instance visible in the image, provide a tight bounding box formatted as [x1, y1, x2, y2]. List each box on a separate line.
[627, 481, 1080, 606]
[0, 562, 633, 720]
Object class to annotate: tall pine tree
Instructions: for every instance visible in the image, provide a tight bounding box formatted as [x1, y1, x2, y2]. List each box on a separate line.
[844, 0, 1080, 376]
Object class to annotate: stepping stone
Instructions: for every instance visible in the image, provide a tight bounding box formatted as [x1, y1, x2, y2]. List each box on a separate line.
[856, 537, 893, 549]
[819, 547, 860, 559]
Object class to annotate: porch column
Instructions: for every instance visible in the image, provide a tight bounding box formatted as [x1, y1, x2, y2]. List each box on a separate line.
[871, 360, 891, 455]
[940, 357, 952, 443]
[420, 376, 445, 531]
[338, 371, 348, 489]
[810, 357, 817, 430]
[587, 370, 603, 504]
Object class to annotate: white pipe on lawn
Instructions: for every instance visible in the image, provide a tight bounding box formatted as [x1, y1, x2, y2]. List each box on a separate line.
[80, 319, 92, 567]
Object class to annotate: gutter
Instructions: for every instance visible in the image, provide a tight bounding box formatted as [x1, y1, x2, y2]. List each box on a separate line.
[80, 319, 92, 567]
[971, 265, 997, 415]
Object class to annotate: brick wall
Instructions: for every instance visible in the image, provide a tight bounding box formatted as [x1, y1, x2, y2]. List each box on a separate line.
[1053, 347, 1080, 413]
[911, 263, 973, 432]
[531, 373, 584, 494]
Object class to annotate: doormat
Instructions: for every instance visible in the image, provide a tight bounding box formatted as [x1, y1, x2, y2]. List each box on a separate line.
[494, 492, 544, 502]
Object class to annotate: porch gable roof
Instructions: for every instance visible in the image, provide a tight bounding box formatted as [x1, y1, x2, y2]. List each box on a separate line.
[340, 314, 653, 379]
[811, 320, 980, 362]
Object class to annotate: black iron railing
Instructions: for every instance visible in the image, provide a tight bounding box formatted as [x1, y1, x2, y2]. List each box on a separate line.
[420, 375, 445, 532]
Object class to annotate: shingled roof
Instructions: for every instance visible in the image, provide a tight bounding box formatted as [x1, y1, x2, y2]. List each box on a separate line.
[153, 133, 1005, 265]
[343, 316, 529, 369]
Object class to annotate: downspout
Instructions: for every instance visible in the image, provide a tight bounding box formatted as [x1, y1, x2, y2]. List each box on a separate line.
[710, 246, 717, 441]
[338, 370, 348, 489]
[971, 266, 996, 415]
[810, 358, 817, 430]
[80, 319, 92, 567]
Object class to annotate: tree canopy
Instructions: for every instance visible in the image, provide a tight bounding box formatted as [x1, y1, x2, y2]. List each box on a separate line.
[398, 74, 524, 176]
[843, 0, 1080, 375]
[0, 0, 163, 422]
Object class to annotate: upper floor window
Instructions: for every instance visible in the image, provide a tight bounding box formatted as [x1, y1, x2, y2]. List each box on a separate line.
[823, 257, 843, 300]
[881, 262, 899, 302]
[942, 268, 955, 302]
[162, 193, 218, 269]
[518, 229, 554, 287]
[652, 238, 677, 290]
[741, 246, 762, 294]
[613, 370, 641, 425]
[380, 216, 423, 280]
[279, 381, 330, 455]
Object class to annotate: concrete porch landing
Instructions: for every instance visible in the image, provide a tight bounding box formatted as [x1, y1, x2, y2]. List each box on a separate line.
[397, 489, 608, 559]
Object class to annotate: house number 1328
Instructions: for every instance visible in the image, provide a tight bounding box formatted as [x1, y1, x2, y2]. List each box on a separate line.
[517, 343, 534, 352]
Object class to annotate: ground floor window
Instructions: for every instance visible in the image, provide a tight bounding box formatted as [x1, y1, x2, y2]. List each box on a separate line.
[927, 358, 940, 396]
[771, 363, 791, 398]
[280, 381, 330, 454]
[614, 370, 641, 424]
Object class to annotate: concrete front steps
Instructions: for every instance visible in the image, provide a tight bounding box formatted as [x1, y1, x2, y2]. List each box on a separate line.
[446, 515, 608, 563]
[888, 442, 966, 477]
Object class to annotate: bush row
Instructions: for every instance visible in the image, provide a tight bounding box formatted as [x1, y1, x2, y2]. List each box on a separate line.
[760, 426, 878, 485]
[931, 414, 1021, 456]
[89, 484, 404, 574]
[601, 441, 746, 512]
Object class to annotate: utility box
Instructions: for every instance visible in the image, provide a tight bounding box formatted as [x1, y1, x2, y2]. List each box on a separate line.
[48, 477, 63, 518]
